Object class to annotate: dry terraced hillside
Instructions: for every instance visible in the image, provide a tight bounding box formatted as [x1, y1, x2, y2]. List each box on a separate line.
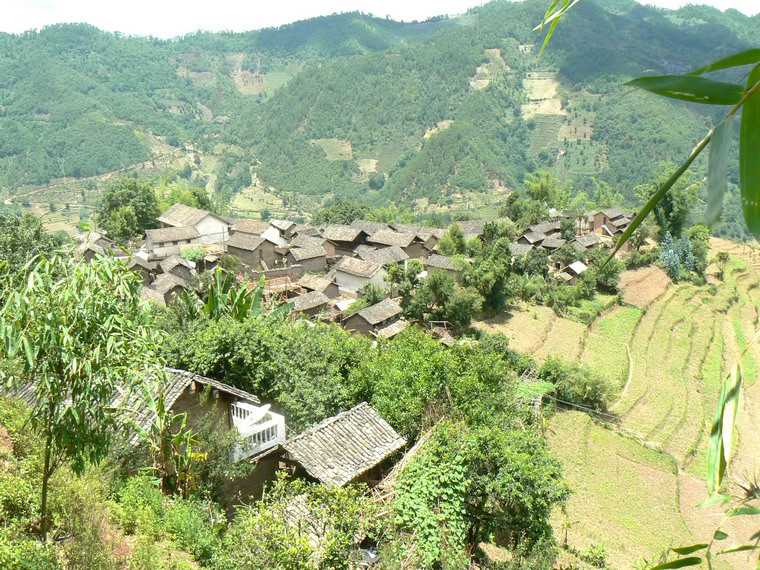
[476, 243, 760, 569]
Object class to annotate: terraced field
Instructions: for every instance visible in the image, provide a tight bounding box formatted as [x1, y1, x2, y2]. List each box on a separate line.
[477, 245, 760, 568]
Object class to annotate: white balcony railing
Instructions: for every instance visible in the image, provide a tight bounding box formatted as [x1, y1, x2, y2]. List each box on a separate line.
[230, 401, 286, 461]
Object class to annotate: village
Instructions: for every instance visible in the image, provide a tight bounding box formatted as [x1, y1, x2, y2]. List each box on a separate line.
[76, 202, 636, 340]
[67, 202, 638, 504]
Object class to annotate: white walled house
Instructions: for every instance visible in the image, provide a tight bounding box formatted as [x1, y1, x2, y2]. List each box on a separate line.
[333, 256, 386, 293]
[158, 204, 231, 245]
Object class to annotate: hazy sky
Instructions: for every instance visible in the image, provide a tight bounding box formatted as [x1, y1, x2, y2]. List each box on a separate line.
[4, 0, 758, 38]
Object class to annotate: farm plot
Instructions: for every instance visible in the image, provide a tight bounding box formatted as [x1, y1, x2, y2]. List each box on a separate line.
[548, 411, 691, 569]
[533, 317, 587, 363]
[581, 305, 642, 390]
[473, 304, 556, 355]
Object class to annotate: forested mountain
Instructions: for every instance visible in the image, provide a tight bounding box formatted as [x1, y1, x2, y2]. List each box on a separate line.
[0, 0, 758, 235]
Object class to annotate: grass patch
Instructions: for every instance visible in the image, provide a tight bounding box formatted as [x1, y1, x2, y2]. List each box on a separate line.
[548, 411, 690, 569]
[581, 306, 642, 389]
[566, 293, 617, 324]
[309, 138, 353, 161]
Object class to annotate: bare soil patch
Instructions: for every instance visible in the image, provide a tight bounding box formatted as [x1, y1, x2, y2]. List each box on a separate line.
[618, 265, 671, 308]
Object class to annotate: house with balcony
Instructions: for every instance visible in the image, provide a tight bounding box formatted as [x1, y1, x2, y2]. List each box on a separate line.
[141, 368, 286, 464]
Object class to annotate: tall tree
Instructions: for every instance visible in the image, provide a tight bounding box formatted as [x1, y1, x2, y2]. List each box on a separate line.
[95, 177, 161, 243]
[0, 213, 66, 273]
[0, 255, 162, 538]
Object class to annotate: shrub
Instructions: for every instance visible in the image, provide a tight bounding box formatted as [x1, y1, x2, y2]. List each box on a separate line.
[539, 357, 615, 412]
[112, 476, 165, 536]
[163, 499, 220, 564]
[0, 528, 60, 570]
[0, 473, 36, 529]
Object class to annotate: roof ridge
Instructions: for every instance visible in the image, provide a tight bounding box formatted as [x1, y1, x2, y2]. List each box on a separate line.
[284, 401, 370, 444]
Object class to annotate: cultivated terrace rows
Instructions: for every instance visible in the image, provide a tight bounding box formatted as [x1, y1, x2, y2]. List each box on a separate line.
[479, 244, 760, 569]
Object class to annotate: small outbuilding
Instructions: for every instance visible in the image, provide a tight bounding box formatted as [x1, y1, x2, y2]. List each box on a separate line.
[282, 402, 406, 487]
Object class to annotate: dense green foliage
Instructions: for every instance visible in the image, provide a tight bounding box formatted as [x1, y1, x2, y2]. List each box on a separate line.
[95, 177, 161, 242]
[1, 1, 758, 240]
[0, 212, 66, 273]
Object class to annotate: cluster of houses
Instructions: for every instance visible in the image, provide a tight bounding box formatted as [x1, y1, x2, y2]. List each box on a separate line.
[74, 202, 636, 338]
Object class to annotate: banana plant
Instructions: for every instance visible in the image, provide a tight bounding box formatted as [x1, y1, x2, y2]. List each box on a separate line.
[128, 383, 199, 497]
[179, 268, 293, 323]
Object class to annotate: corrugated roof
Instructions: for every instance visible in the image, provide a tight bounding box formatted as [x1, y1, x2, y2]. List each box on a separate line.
[368, 229, 415, 248]
[146, 226, 200, 244]
[232, 219, 270, 235]
[357, 298, 402, 325]
[291, 290, 330, 312]
[282, 402, 405, 487]
[226, 233, 265, 252]
[334, 256, 383, 278]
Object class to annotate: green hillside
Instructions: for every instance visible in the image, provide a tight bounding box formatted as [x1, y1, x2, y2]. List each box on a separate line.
[0, 0, 758, 237]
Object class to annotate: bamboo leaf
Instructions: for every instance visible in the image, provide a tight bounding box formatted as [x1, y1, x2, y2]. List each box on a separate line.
[534, 0, 581, 55]
[651, 557, 703, 569]
[698, 494, 732, 508]
[690, 49, 760, 76]
[740, 65, 760, 235]
[706, 116, 736, 225]
[721, 364, 742, 465]
[719, 545, 760, 554]
[729, 506, 760, 516]
[626, 75, 744, 105]
[713, 530, 729, 541]
[609, 131, 711, 259]
[673, 544, 708, 555]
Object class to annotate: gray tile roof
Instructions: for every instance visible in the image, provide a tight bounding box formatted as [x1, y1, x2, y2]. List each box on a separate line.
[282, 402, 406, 486]
[456, 220, 486, 238]
[159, 254, 195, 274]
[270, 219, 296, 232]
[510, 243, 533, 257]
[334, 256, 383, 278]
[529, 220, 561, 234]
[158, 204, 224, 228]
[128, 256, 154, 271]
[291, 290, 330, 312]
[357, 298, 402, 325]
[424, 254, 455, 271]
[146, 226, 200, 244]
[356, 245, 409, 265]
[540, 236, 567, 250]
[322, 225, 363, 243]
[375, 319, 408, 340]
[521, 230, 546, 245]
[232, 219, 270, 235]
[226, 233, 266, 252]
[289, 235, 326, 249]
[368, 229, 415, 248]
[151, 272, 190, 295]
[351, 220, 389, 234]
[289, 246, 326, 262]
[574, 233, 603, 248]
[297, 273, 335, 293]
